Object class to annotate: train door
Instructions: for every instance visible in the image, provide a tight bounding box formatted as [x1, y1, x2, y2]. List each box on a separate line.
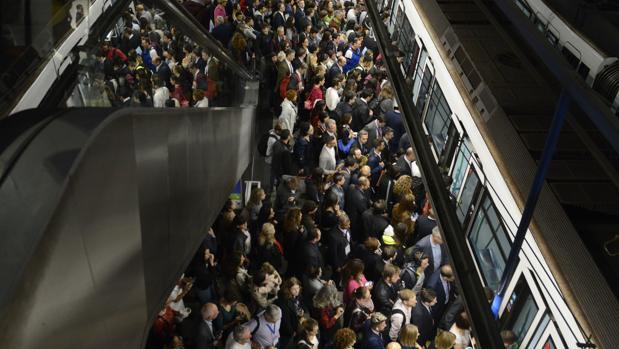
[422, 82, 453, 161]
[499, 269, 547, 348]
[411, 49, 433, 110]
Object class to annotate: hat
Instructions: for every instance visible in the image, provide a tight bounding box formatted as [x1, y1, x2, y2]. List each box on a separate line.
[371, 312, 387, 325]
[382, 225, 397, 245]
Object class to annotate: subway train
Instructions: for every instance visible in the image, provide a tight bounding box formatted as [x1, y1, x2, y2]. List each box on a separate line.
[511, 0, 619, 113]
[373, 0, 619, 347]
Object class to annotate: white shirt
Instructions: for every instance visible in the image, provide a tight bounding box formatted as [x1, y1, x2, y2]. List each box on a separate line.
[153, 87, 169, 108]
[430, 239, 442, 272]
[411, 160, 421, 177]
[195, 98, 209, 108]
[325, 87, 340, 111]
[225, 332, 251, 349]
[319, 145, 337, 173]
[441, 275, 450, 304]
[340, 227, 351, 255]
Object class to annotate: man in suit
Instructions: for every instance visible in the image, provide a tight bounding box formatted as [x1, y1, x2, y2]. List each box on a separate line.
[396, 147, 422, 179]
[212, 16, 234, 47]
[326, 213, 352, 280]
[326, 56, 346, 87]
[353, 129, 370, 156]
[276, 49, 295, 93]
[196, 303, 219, 349]
[154, 56, 172, 88]
[345, 176, 371, 243]
[385, 107, 405, 151]
[412, 289, 438, 347]
[414, 207, 438, 243]
[335, 91, 356, 124]
[367, 139, 386, 186]
[319, 135, 338, 175]
[271, 2, 286, 31]
[363, 116, 386, 149]
[302, 227, 324, 271]
[426, 264, 456, 322]
[352, 89, 374, 131]
[362, 313, 388, 349]
[361, 200, 389, 242]
[413, 227, 448, 282]
[271, 129, 297, 183]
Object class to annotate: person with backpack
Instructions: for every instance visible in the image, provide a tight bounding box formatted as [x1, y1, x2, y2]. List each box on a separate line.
[259, 121, 283, 164]
[387, 289, 417, 342]
[401, 251, 429, 293]
[246, 304, 282, 348]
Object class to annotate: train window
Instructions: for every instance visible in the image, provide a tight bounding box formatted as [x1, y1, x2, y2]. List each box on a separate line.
[456, 167, 481, 225]
[468, 193, 511, 291]
[561, 45, 581, 69]
[577, 63, 590, 79]
[416, 67, 434, 111]
[392, 8, 404, 41]
[412, 50, 429, 107]
[501, 275, 539, 346]
[533, 13, 547, 33]
[546, 31, 559, 47]
[527, 312, 551, 349]
[543, 337, 556, 349]
[515, 0, 533, 19]
[450, 138, 474, 196]
[424, 84, 452, 155]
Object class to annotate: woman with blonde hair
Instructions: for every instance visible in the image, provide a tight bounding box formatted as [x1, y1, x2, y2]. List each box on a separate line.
[434, 330, 457, 349]
[333, 328, 356, 349]
[399, 324, 423, 349]
[393, 175, 413, 201]
[252, 223, 284, 273]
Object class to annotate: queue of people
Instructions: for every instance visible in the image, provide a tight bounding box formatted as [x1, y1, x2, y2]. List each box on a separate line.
[134, 0, 520, 348]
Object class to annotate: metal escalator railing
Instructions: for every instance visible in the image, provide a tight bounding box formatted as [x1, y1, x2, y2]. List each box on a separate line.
[0, 104, 256, 348]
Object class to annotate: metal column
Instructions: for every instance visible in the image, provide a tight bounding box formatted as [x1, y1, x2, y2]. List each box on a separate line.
[493, 91, 570, 309]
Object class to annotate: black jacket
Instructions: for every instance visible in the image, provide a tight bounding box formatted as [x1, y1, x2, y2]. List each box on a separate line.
[271, 141, 297, 178]
[361, 209, 389, 241]
[371, 279, 397, 316]
[325, 227, 350, 272]
[414, 215, 437, 243]
[412, 303, 435, 346]
[302, 241, 324, 270]
[344, 185, 371, 243]
[274, 297, 300, 346]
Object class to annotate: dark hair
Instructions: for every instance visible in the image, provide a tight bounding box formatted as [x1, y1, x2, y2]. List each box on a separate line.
[280, 129, 291, 140]
[455, 312, 470, 329]
[233, 215, 247, 226]
[419, 288, 437, 303]
[308, 227, 321, 241]
[372, 199, 386, 214]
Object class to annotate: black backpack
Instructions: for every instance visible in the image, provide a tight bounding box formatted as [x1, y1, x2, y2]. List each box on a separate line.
[384, 308, 407, 342]
[257, 132, 278, 157]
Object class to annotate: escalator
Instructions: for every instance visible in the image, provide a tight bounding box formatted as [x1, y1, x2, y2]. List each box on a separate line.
[0, 1, 261, 348]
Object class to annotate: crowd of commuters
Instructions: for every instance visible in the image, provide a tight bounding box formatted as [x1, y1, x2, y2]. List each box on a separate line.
[136, 0, 520, 348]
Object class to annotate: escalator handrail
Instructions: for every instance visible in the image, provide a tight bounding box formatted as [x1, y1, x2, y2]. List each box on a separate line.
[156, 0, 257, 81]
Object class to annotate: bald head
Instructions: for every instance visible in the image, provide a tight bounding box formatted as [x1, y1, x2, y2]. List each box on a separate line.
[386, 342, 402, 349]
[405, 147, 416, 161]
[202, 303, 219, 320]
[360, 165, 371, 177]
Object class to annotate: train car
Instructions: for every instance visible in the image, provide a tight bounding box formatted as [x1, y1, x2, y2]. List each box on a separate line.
[510, 0, 619, 112]
[374, 0, 619, 347]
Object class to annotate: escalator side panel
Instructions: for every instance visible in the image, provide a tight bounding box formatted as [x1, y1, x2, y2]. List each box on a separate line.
[0, 107, 255, 349]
